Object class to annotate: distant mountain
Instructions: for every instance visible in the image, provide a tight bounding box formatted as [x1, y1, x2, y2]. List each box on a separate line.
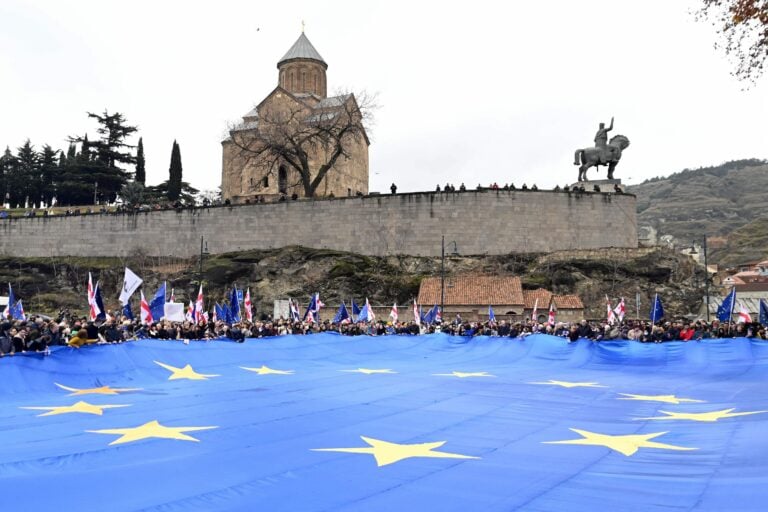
[627, 159, 768, 264]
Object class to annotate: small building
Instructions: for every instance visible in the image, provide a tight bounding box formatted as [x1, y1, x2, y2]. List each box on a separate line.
[698, 291, 768, 320]
[417, 275, 584, 323]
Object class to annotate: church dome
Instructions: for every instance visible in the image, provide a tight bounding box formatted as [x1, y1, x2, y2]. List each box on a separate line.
[277, 32, 328, 98]
[277, 33, 327, 68]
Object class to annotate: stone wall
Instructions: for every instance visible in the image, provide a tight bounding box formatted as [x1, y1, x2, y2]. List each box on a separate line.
[0, 190, 637, 258]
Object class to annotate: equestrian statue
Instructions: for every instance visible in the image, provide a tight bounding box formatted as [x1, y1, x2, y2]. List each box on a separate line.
[573, 117, 630, 182]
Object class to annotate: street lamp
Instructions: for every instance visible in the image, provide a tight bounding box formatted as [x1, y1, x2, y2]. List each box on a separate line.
[689, 235, 710, 321]
[199, 236, 209, 281]
[440, 236, 459, 320]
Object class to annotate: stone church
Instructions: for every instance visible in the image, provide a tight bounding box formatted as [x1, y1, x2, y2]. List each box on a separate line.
[221, 32, 369, 203]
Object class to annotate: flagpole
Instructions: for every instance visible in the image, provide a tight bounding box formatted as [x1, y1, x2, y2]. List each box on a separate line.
[729, 287, 736, 335]
[651, 293, 657, 325]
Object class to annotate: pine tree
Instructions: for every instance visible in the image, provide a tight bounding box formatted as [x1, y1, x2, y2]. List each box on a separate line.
[167, 140, 183, 201]
[0, 146, 15, 206]
[66, 143, 77, 163]
[135, 137, 146, 184]
[11, 140, 39, 208]
[40, 145, 59, 207]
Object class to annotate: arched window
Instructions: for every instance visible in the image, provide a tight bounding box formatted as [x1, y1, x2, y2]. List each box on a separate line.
[279, 166, 288, 194]
[262, 176, 269, 188]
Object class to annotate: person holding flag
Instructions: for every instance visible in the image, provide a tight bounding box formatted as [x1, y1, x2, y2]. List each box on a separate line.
[412, 299, 420, 326]
[606, 295, 616, 325]
[548, 302, 556, 327]
[194, 285, 205, 324]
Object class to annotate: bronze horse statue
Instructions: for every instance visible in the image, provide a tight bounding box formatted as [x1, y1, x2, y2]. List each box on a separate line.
[573, 134, 630, 182]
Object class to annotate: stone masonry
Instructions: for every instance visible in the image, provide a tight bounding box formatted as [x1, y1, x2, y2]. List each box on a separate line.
[0, 190, 637, 258]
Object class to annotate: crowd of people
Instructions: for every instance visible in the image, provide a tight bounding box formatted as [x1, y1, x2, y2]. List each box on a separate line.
[1, 308, 765, 358]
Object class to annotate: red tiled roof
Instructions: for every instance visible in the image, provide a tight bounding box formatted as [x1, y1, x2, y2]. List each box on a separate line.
[522, 288, 552, 309]
[552, 294, 584, 310]
[417, 275, 524, 306]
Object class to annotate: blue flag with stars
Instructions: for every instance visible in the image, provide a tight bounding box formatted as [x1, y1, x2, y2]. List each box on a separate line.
[3, 334, 768, 510]
[760, 299, 768, 326]
[649, 293, 664, 323]
[717, 287, 737, 322]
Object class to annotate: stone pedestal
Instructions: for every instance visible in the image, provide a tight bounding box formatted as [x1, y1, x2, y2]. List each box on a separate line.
[570, 179, 622, 191]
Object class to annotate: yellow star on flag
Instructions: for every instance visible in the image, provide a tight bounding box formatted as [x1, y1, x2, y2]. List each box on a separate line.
[87, 420, 217, 445]
[241, 365, 294, 375]
[311, 436, 480, 466]
[637, 408, 767, 423]
[154, 361, 220, 380]
[529, 380, 606, 388]
[618, 393, 704, 404]
[55, 383, 142, 395]
[340, 368, 397, 375]
[544, 428, 696, 456]
[433, 371, 495, 378]
[20, 401, 131, 417]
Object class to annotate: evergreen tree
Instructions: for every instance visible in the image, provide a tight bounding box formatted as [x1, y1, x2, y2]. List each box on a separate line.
[65, 143, 77, 163]
[0, 146, 15, 206]
[167, 140, 183, 201]
[40, 145, 59, 207]
[10, 140, 40, 208]
[135, 137, 146, 184]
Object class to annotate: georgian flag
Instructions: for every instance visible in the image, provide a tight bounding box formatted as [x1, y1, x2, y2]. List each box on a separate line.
[606, 296, 616, 325]
[613, 297, 626, 322]
[413, 299, 421, 326]
[87, 272, 101, 321]
[389, 303, 398, 322]
[531, 298, 539, 322]
[244, 288, 253, 322]
[738, 302, 753, 323]
[289, 299, 301, 322]
[186, 301, 195, 322]
[140, 290, 153, 325]
[435, 306, 441, 323]
[195, 284, 205, 324]
[315, 293, 325, 312]
[306, 309, 315, 324]
[548, 302, 556, 326]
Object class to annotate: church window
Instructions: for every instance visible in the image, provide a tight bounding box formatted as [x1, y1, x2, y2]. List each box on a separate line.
[263, 176, 269, 188]
[279, 166, 288, 194]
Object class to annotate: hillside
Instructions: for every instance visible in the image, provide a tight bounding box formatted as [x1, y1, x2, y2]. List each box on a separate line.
[627, 159, 768, 263]
[0, 246, 704, 321]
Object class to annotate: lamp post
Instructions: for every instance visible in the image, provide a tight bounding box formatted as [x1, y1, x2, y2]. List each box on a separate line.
[690, 235, 710, 321]
[199, 236, 209, 281]
[440, 236, 459, 321]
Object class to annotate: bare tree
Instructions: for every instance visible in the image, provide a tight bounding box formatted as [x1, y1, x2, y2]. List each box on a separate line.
[697, 0, 768, 84]
[227, 90, 376, 198]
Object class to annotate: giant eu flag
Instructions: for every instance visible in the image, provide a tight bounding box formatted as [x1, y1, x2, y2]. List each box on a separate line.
[2, 334, 768, 510]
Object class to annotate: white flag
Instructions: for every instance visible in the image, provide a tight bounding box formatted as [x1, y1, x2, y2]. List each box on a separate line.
[119, 267, 143, 305]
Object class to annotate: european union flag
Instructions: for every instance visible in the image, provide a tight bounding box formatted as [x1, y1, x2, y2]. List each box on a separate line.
[333, 302, 350, 324]
[3, 282, 15, 319]
[122, 302, 134, 321]
[717, 287, 737, 322]
[760, 299, 768, 326]
[649, 293, 664, 324]
[229, 287, 241, 323]
[149, 282, 166, 322]
[488, 305, 496, 322]
[215, 303, 227, 323]
[352, 299, 361, 317]
[3, 334, 768, 510]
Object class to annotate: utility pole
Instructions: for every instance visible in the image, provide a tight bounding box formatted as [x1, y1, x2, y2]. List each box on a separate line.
[703, 235, 710, 322]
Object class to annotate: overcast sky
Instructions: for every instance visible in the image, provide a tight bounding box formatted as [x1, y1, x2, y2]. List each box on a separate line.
[2, 0, 766, 194]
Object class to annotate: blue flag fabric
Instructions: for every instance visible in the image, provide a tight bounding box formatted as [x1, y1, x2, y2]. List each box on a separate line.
[3, 334, 768, 511]
[230, 287, 241, 323]
[215, 303, 227, 323]
[333, 303, 350, 324]
[10, 300, 25, 320]
[224, 302, 233, 324]
[488, 305, 496, 322]
[304, 294, 317, 321]
[4, 283, 15, 319]
[649, 293, 664, 323]
[760, 299, 768, 326]
[717, 287, 737, 322]
[149, 282, 166, 322]
[122, 302, 134, 321]
[352, 300, 361, 316]
[94, 284, 106, 321]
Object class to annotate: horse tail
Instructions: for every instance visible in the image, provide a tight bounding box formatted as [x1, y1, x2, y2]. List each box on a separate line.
[573, 149, 582, 166]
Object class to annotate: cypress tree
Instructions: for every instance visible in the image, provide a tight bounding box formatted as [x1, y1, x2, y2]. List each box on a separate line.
[167, 140, 182, 201]
[135, 137, 146, 184]
[40, 145, 59, 207]
[0, 146, 15, 206]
